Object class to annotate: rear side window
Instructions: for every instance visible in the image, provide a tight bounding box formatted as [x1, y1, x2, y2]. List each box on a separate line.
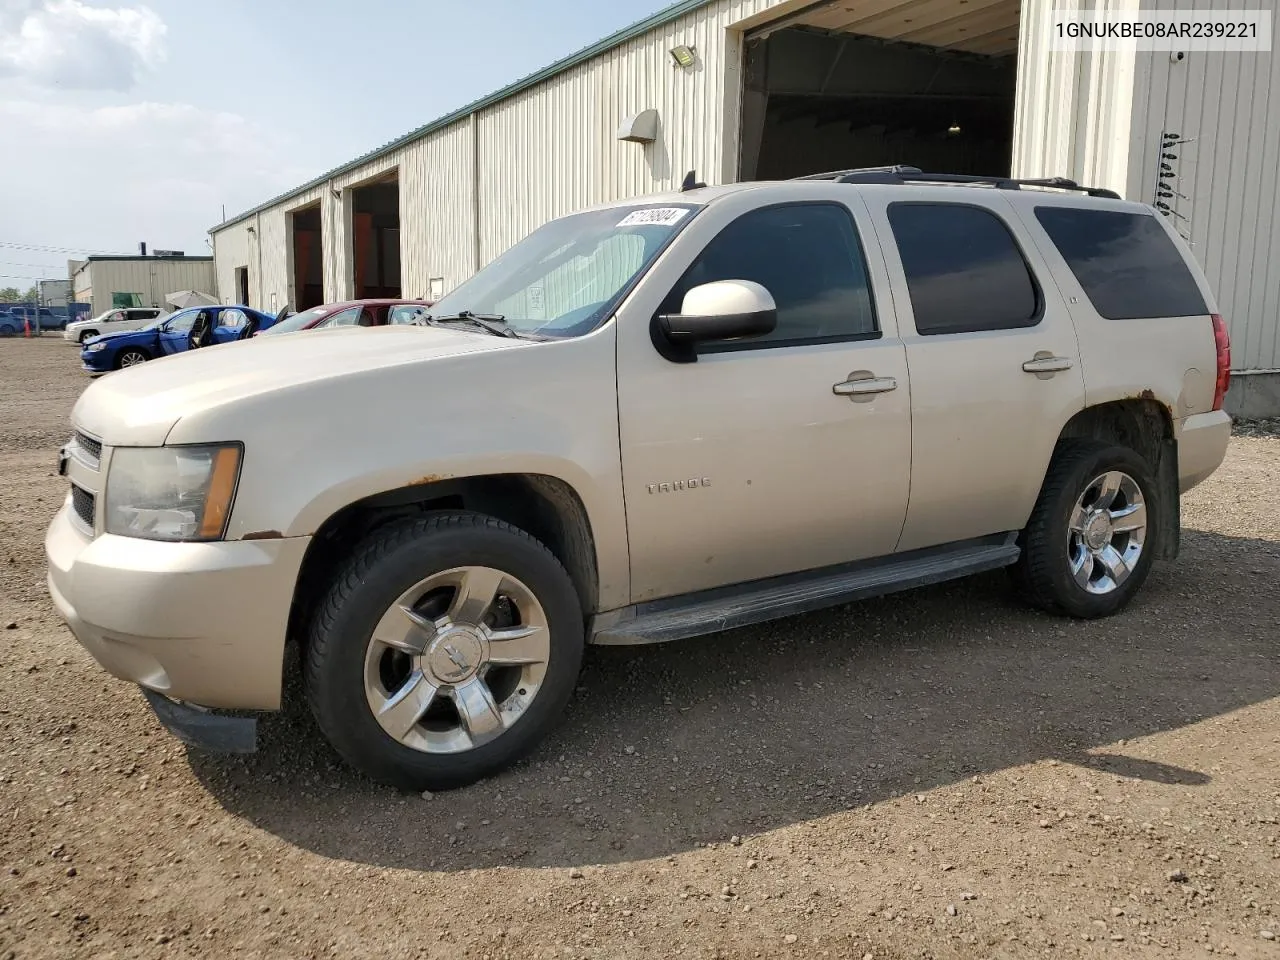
[1034, 207, 1208, 319]
[888, 203, 1040, 335]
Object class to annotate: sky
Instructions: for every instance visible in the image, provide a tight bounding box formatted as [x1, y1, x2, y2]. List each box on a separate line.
[0, 0, 670, 292]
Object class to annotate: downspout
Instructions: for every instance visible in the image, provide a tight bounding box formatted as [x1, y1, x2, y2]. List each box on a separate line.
[254, 211, 263, 309]
[471, 112, 482, 273]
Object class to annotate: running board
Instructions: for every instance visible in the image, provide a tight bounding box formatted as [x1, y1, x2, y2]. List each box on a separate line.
[591, 534, 1020, 646]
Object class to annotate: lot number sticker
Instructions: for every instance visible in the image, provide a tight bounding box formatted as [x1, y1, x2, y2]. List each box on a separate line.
[617, 207, 690, 227]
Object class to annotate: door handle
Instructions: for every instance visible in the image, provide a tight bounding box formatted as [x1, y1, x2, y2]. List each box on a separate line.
[1022, 355, 1074, 376]
[833, 374, 897, 399]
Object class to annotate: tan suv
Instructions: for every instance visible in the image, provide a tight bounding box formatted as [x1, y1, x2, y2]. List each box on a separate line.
[46, 168, 1232, 790]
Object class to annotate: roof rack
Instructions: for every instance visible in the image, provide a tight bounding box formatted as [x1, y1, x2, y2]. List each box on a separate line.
[792, 165, 1122, 200]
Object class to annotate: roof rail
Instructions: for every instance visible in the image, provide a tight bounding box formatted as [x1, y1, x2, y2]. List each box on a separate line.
[792, 165, 923, 181]
[794, 166, 1121, 199]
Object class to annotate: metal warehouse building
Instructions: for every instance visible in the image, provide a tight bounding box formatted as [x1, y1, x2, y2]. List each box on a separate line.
[70, 255, 216, 319]
[210, 0, 1280, 416]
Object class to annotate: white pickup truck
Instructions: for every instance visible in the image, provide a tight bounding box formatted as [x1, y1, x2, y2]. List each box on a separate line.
[47, 168, 1232, 791]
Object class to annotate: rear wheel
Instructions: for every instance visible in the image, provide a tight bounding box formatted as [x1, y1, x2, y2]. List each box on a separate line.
[78, 329, 98, 343]
[115, 349, 149, 369]
[1013, 441, 1157, 618]
[305, 512, 585, 791]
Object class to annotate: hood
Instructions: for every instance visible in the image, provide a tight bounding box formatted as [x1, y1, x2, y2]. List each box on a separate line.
[72, 324, 529, 445]
[86, 328, 153, 345]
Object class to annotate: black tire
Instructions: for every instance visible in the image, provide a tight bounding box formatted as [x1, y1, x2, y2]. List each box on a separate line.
[114, 348, 149, 369]
[304, 511, 585, 791]
[78, 329, 98, 343]
[1013, 440, 1159, 619]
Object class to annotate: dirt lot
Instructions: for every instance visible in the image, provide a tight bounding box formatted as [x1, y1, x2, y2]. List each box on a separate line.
[1, 336, 1277, 960]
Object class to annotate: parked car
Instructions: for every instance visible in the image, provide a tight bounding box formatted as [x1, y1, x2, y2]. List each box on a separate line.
[65, 307, 165, 344]
[257, 298, 435, 337]
[79, 305, 276, 373]
[47, 170, 1232, 792]
[0, 305, 64, 333]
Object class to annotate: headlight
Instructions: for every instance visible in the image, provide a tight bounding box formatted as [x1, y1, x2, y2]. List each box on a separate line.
[105, 444, 242, 541]
[87, 342, 106, 352]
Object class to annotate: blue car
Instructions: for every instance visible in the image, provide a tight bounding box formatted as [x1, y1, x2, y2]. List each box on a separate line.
[81, 305, 277, 374]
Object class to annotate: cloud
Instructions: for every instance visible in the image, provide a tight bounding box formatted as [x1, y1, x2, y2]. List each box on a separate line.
[0, 0, 166, 91]
[0, 98, 311, 258]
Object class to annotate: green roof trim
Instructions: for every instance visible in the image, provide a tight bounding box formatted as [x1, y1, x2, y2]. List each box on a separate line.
[211, 0, 715, 233]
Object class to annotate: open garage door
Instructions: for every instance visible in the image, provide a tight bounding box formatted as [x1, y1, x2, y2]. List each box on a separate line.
[350, 173, 402, 300]
[290, 203, 324, 310]
[740, 0, 1019, 181]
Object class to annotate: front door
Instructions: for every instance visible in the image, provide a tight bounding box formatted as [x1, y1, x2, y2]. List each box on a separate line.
[862, 193, 1087, 552]
[615, 192, 913, 603]
[157, 310, 196, 355]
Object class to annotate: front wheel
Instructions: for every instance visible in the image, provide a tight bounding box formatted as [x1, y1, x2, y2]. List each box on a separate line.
[305, 512, 585, 791]
[1013, 441, 1158, 619]
[115, 349, 148, 369]
[78, 329, 98, 343]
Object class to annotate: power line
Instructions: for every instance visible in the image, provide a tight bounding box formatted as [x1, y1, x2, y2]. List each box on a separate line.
[0, 272, 47, 281]
[0, 240, 129, 256]
[0, 260, 60, 270]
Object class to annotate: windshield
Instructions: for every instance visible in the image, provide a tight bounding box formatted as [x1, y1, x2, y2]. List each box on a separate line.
[139, 316, 169, 331]
[263, 306, 329, 335]
[428, 203, 699, 338]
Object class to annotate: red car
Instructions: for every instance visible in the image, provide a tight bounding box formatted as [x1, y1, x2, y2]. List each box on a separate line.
[255, 298, 435, 337]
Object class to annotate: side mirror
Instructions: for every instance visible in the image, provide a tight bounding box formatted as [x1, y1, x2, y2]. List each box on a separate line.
[658, 280, 776, 344]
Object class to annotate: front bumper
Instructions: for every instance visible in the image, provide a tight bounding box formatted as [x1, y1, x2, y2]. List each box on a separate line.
[141, 688, 257, 753]
[1176, 409, 1232, 492]
[45, 503, 310, 710]
[64, 328, 80, 342]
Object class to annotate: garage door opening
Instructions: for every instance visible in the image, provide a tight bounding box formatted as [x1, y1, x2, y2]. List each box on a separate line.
[350, 173, 402, 300]
[740, 0, 1018, 181]
[290, 203, 324, 310]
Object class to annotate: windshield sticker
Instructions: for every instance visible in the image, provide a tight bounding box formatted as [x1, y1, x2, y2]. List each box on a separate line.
[526, 281, 545, 320]
[617, 207, 690, 228]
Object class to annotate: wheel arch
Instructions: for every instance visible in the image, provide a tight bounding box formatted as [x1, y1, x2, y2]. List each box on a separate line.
[286, 473, 601, 658]
[1052, 398, 1179, 560]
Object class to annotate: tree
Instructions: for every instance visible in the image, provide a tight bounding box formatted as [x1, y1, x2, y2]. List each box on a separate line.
[22, 285, 37, 302]
[0, 287, 21, 303]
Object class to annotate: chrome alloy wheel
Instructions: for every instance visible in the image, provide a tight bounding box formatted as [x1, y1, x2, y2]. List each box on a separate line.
[362, 566, 550, 754]
[118, 350, 147, 367]
[1066, 471, 1147, 596]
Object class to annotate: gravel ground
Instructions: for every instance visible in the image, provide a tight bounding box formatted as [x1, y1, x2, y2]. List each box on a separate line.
[1, 336, 1278, 960]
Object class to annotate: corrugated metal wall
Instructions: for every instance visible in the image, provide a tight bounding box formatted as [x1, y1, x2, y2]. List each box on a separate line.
[1130, 0, 1279, 374]
[1011, 0, 1138, 194]
[400, 120, 477, 298]
[81, 260, 216, 317]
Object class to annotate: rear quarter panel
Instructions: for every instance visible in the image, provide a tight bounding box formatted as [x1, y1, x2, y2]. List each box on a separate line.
[1007, 196, 1218, 422]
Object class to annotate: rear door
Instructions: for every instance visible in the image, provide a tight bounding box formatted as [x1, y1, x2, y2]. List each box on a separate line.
[211, 308, 247, 344]
[863, 191, 1086, 552]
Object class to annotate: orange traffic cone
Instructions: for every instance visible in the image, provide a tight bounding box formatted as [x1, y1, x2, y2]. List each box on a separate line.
[23, 319, 30, 338]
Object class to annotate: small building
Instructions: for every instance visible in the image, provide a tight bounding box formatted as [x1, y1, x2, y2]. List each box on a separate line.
[209, 0, 1280, 416]
[69, 255, 216, 318]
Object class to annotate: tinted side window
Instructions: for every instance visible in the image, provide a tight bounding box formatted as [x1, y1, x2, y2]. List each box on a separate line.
[1034, 207, 1207, 320]
[661, 203, 878, 348]
[888, 203, 1040, 335]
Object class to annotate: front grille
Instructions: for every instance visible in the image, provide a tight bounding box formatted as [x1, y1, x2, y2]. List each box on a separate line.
[70, 484, 95, 531]
[73, 430, 102, 467]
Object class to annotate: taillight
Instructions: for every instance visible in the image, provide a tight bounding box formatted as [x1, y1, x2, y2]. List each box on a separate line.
[1211, 313, 1231, 411]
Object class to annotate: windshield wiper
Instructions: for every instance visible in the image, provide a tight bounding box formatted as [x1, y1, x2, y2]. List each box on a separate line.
[422, 310, 520, 339]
